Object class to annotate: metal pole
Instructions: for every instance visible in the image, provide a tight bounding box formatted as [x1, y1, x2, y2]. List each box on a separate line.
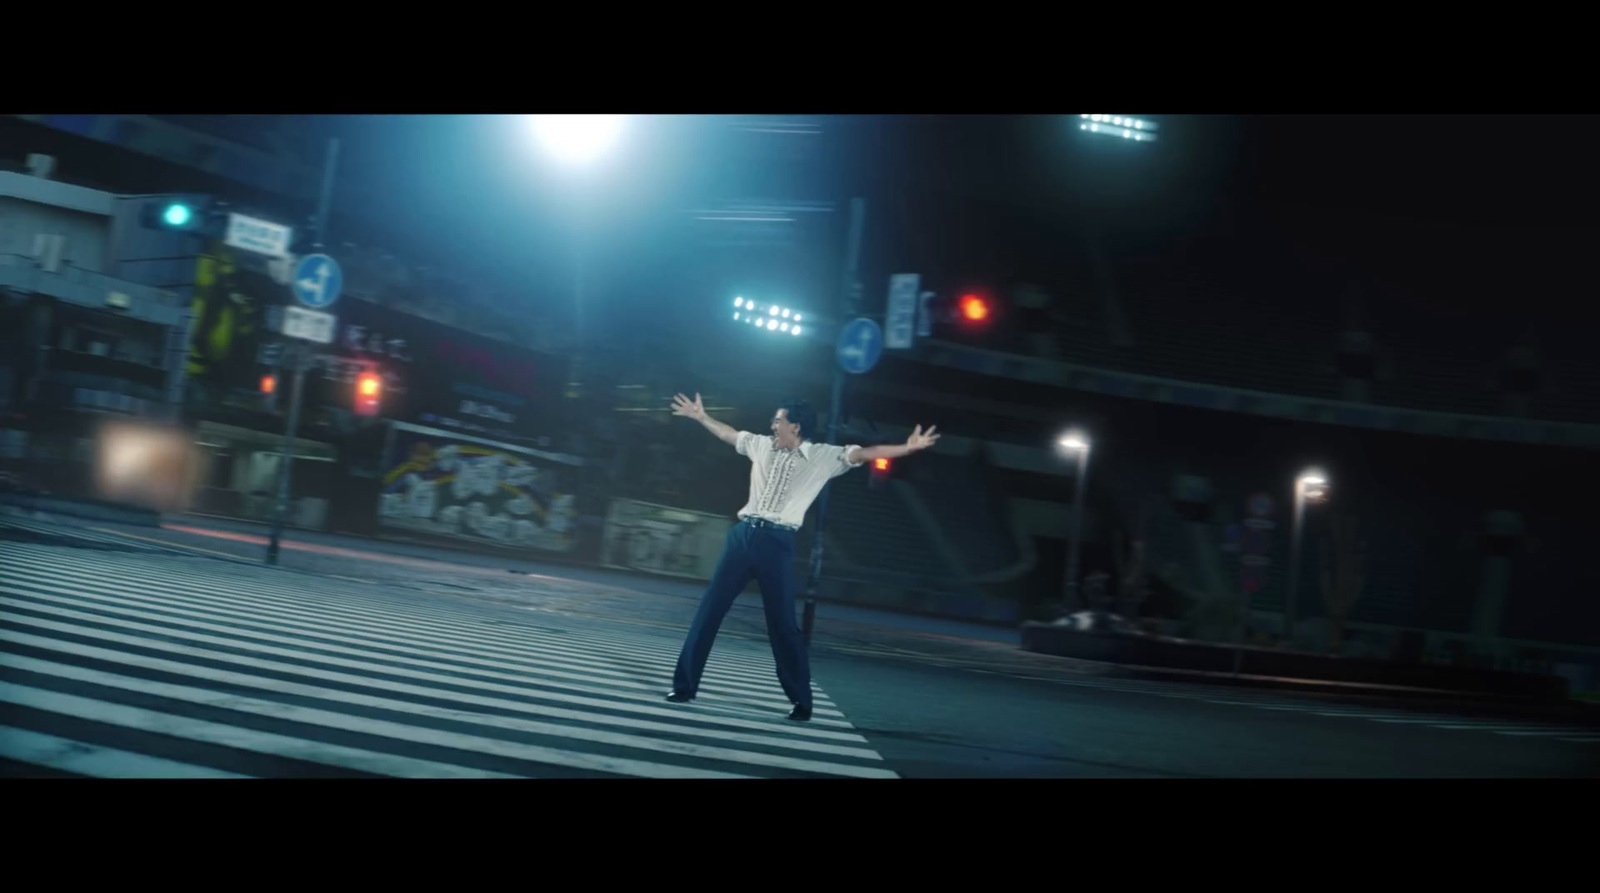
[1286, 481, 1306, 645]
[312, 138, 340, 250]
[570, 214, 586, 393]
[265, 138, 339, 566]
[265, 349, 307, 565]
[801, 197, 865, 643]
[1063, 446, 1091, 613]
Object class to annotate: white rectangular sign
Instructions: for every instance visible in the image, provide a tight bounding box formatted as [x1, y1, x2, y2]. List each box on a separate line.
[885, 273, 920, 349]
[225, 212, 293, 257]
[282, 305, 336, 344]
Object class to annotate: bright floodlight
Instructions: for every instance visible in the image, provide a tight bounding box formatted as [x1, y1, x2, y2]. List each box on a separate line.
[733, 312, 741, 320]
[782, 308, 791, 318]
[792, 326, 802, 336]
[530, 115, 626, 165]
[767, 319, 779, 330]
[735, 297, 744, 308]
[780, 322, 790, 332]
[793, 314, 802, 322]
[1058, 432, 1089, 452]
[1080, 115, 1159, 143]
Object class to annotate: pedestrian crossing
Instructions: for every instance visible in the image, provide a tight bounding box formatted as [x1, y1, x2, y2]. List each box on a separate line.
[0, 541, 899, 778]
[0, 514, 178, 553]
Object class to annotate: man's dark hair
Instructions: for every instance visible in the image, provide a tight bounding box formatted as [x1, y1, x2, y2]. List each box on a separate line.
[778, 398, 818, 441]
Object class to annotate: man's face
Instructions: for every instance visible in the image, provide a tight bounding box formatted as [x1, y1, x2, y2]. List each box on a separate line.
[772, 409, 802, 448]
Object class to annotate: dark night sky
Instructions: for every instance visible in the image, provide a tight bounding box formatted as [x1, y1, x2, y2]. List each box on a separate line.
[19, 113, 1593, 326]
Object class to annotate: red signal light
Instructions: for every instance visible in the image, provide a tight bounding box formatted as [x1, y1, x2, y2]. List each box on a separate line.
[873, 458, 890, 471]
[959, 294, 990, 322]
[260, 374, 277, 394]
[355, 372, 382, 416]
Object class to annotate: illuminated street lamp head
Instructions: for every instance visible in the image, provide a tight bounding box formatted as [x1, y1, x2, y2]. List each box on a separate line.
[530, 115, 627, 165]
[1058, 431, 1090, 452]
[1299, 468, 1330, 503]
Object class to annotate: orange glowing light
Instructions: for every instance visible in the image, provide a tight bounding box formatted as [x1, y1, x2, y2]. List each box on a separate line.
[960, 295, 989, 321]
[873, 458, 890, 471]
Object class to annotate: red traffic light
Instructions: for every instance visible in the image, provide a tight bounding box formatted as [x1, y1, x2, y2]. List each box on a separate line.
[260, 374, 277, 394]
[873, 458, 890, 471]
[959, 294, 990, 322]
[355, 372, 382, 416]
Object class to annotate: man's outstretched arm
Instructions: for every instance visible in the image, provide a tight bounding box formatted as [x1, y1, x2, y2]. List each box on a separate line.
[847, 424, 941, 464]
[672, 392, 739, 446]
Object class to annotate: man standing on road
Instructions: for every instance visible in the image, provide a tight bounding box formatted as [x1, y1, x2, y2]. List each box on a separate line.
[664, 392, 941, 720]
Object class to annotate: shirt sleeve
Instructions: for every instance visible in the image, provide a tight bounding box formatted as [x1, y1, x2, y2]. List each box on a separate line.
[735, 431, 767, 460]
[832, 444, 866, 478]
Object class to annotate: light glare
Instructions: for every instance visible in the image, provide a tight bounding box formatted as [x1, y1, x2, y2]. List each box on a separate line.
[792, 327, 802, 336]
[530, 115, 626, 165]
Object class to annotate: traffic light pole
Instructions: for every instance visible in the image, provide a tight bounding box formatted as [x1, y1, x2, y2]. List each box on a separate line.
[264, 137, 340, 567]
[265, 346, 309, 566]
[801, 196, 865, 643]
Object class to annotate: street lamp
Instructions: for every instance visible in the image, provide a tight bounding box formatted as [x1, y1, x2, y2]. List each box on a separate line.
[1285, 468, 1330, 644]
[528, 115, 629, 395]
[1057, 430, 1093, 613]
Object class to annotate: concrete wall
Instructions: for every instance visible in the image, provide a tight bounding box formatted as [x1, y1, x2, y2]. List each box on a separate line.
[0, 195, 110, 273]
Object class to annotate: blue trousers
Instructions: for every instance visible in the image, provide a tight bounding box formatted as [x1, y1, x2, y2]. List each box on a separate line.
[672, 520, 811, 707]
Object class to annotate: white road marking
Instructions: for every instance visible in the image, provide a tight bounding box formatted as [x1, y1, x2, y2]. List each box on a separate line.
[0, 725, 249, 778]
[0, 682, 517, 778]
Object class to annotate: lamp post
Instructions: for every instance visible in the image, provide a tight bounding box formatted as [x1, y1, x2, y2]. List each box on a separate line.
[528, 115, 627, 392]
[1057, 431, 1092, 614]
[1285, 469, 1329, 644]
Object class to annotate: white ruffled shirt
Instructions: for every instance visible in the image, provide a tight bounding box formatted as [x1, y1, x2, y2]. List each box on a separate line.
[734, 432, 864, 529]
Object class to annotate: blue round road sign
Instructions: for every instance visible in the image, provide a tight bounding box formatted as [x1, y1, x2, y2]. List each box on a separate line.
[291, 254, 343, 309]
[836, 318, 883, 375]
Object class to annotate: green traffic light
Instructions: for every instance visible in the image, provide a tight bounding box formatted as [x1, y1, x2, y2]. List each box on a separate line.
[163, 203, 193, 227]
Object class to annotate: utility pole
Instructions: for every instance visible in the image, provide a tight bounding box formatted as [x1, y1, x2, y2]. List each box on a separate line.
[801, 197, 865, 643]
[266, 137, 340, 566]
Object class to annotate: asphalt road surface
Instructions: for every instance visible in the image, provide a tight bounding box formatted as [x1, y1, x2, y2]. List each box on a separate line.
[2, 513, 1597, 778]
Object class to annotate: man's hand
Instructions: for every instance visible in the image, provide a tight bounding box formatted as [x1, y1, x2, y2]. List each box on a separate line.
[673, 392, 739, 445]
[906, 424, 940, 452]
[672, 392, 707, 421]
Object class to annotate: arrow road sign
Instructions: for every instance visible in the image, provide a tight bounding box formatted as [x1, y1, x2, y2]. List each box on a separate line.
[291, 253, 343, 309]
[837, 318, 883, 375]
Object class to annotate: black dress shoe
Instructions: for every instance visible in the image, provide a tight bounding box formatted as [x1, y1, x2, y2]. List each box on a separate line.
[787, 703, 812, 722]
[665, 690, 695, 703]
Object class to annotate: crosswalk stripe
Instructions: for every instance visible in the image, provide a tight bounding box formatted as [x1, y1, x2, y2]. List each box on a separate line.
[0, 555, 834, 702]
[0, 681, 518, 778]
[0, 583, 855, 727]
[0, 725, 250, 778]
[2, 552, 825, 704]
[0, 636, 893, 778]
[0, 544, 897, 778]
[0, 570, 853, 728]
[0, 607, 881, 758]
